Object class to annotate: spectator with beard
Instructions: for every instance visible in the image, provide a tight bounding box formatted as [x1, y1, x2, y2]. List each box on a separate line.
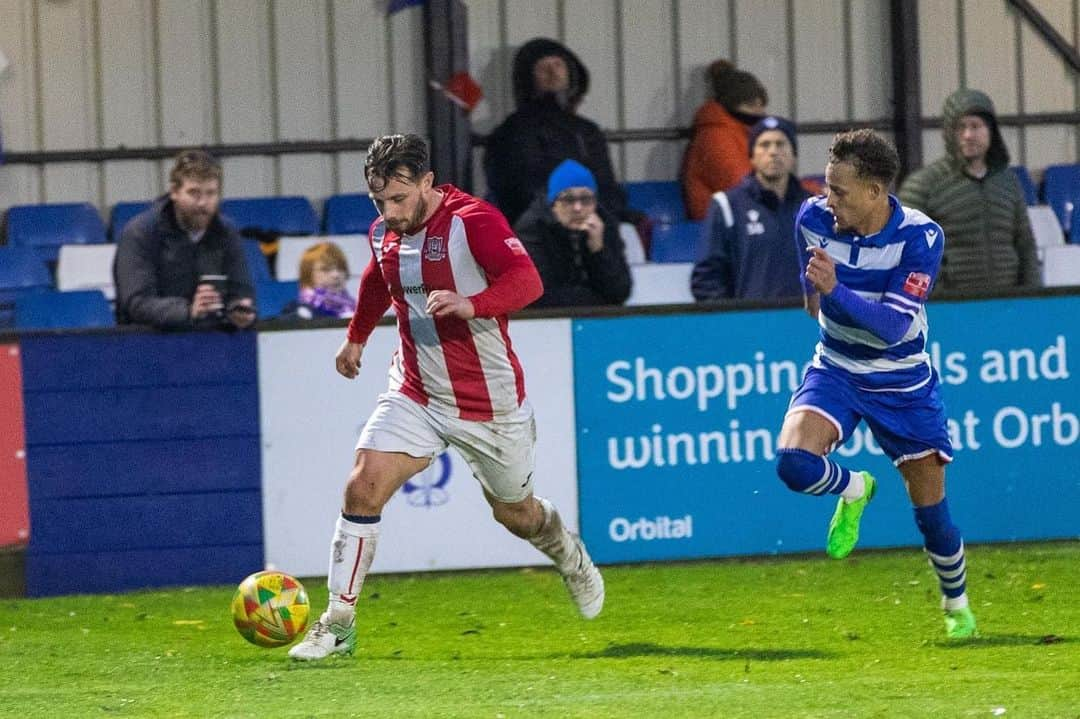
[681, 59, 768, 220]
[114, 149, 255, 329]
[484, 37, 625, 227]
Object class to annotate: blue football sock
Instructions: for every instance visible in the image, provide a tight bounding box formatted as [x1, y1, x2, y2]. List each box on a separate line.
[914, 498, 968, 602]
[776, 448, 854, 496]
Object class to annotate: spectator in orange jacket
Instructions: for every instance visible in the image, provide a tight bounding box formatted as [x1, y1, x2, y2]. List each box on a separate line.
[681, 60, 768, 220]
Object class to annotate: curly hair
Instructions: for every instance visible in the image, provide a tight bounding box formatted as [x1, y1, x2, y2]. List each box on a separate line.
[828, 129, 900, 186]
[168, 149, 222, 188]
[364, 134, 431, 192]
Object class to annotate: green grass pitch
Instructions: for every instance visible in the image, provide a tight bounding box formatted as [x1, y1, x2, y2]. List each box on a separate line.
[2, 541, 1076, 718]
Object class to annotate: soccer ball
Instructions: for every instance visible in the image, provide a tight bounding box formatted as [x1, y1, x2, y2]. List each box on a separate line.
[231, 570, 310, 648]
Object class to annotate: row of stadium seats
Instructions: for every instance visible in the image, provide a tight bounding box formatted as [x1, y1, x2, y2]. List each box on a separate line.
[0, 233, 371, 329]
[7, 280, 314, 331]
[8, 262, 694, 331]
[622, 164, 1080, 263]
[8, 236, 1080, 331]
[0, 194, 381, 262]
[4, 164, 1074, 266]
[3, 165, 1078, 330]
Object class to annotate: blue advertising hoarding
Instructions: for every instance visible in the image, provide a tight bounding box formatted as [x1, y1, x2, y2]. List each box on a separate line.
[573, 296, 1080, 564]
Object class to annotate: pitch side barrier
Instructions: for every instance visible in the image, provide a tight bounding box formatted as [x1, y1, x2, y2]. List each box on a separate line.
[6, 285, 1079, 595]
[567, 286, 1080, 563]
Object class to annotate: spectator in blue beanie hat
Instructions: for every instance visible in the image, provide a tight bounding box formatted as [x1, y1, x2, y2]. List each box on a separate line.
[515, 159, 632, 308]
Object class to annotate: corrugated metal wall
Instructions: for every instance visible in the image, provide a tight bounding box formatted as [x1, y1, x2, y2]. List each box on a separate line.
[0, 0, 1077, 215]
[0, 0, 426, 212]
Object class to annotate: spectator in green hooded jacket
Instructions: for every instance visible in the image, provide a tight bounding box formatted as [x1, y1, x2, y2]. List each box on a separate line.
[898, 88, 1038, 293]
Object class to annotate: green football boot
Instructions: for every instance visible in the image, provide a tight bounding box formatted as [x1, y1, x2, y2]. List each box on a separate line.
[944, 606, 979, 639]
[826, 472, 876, 559]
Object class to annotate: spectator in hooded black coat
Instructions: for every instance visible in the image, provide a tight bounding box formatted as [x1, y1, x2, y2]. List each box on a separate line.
[484, 37, 626, 227]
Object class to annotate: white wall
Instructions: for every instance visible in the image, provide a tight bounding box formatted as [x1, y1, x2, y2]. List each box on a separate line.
[0, 0, 1077, 214]
[0, 0, 427, 213]
[468, 0, 1078, 189]
[257, 318, 579, 577]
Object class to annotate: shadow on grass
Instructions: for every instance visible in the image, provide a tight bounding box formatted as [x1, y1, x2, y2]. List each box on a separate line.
[282, 654, 360, 671]
[934, 633, 1072, 649]
[569, 642, 835, 661]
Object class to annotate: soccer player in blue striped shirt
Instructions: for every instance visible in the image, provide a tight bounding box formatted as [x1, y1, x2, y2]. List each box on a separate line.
[775, 129, 977, 639]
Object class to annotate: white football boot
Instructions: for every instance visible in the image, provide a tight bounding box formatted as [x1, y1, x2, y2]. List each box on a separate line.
[562, 534, 605, 619]
[288, 613, 356, 660]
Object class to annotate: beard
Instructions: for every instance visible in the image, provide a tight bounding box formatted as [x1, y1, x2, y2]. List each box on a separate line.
[388, 197, 428, 235]
[175, 207, 212, 233]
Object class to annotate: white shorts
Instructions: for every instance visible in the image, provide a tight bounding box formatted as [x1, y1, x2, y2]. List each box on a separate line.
[356, 391, 537, 503]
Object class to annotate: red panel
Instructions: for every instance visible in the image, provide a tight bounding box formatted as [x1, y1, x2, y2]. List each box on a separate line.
[0, 344, 29, 547]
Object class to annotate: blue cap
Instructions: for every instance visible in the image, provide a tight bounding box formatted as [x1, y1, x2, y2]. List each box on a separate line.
[546, 159, 598, 204]
[748, 115, 798, 156]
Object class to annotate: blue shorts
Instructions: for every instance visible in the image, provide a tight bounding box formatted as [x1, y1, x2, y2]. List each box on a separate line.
[786, 366, 953, 466]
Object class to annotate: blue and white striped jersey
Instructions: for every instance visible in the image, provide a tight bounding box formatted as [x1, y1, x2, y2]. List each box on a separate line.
[795, 194, 945, 391]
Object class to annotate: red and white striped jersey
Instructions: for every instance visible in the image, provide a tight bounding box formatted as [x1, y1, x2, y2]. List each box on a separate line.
[346, 185, 542, 421]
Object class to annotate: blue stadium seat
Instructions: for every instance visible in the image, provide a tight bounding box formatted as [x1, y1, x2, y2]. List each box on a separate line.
[650, 220, 705, 263]
[220, 196, 319, 236]
[4, 202, 107, 263]
[109, 200, 153, 243]
[0, 246, 53, 328]
[242, 239, 273, 283]
[1011, 166, 1037, 207]
[624, 181, 686, 225]
[255, 279, 300, 319]
[15, 289, 115, 330]
[1042, 164, 1080, 232]
[324, 193, 380, 235]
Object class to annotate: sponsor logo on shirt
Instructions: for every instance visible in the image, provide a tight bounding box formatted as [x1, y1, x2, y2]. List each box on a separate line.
[504, 237, 528, 255]
[424, 235, 447, 261]
[903, 271, 931, 298]
[746, 209, 765, 236]
[402, 283, 431, 295]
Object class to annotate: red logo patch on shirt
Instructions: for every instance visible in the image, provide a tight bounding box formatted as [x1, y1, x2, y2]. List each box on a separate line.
[903, 272, 931, 298]
[504, 237, 527, 256]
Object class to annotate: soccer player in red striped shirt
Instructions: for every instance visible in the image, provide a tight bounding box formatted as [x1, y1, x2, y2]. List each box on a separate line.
[290, 134, 604, 661]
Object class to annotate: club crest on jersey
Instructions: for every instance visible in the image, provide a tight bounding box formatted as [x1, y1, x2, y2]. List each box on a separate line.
[504, 236, 528, 256]
[423, 235, 447, 261]
[903, 271, 931, 298]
